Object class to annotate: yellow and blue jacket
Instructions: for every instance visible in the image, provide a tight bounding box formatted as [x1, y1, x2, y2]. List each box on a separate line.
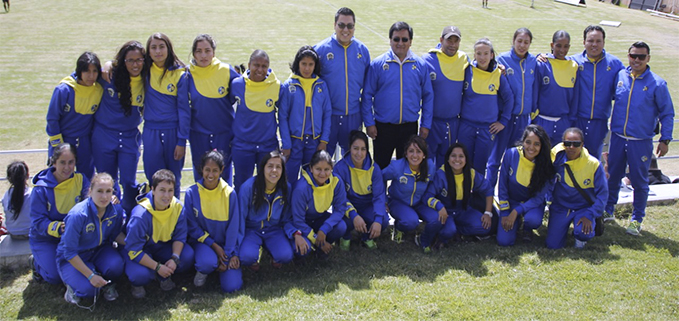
[611, 66, 674, 140]
[460, 60, 514, 126]
[535, 54, 579, 120]
[497, 50, 538, 117]
[94, 75, 143, 132]
[422, 46, 469, 120]
[334, 152, 387, 225]
[424, 167, 493, 212]
[186, 58, 239, 135]
[184, 178, 242, 258]
[144, 64, 190, 146]
[278, 74, 332, 150]
[46, 73, 103, 147]
[29, 168, 89, 243]
[124, 192, 187, 263]
[239, 176, 297, 237]
[361, 50, 434, 128]
[382, 158, 436, 207]
[230, 69, 282, 145]
[56, 198, 124, 261]
[570, 49, 624, 120]
[314, 34, 371, 116]
[497, 147, 552, 217]
[550, 143, 607, 218]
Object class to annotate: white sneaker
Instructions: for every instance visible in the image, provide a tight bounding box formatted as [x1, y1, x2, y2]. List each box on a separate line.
[194, 271, 208, 287]
[131, 285, 146, 299]
[160, 277, 176, 291]
[574, 239, 587, 249]
[64, 285, 80, 304]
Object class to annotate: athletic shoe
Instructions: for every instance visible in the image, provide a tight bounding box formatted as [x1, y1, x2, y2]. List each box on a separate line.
[422, 246, 432, 254]
[160, 277, 176, 291]
[28, 255, 43, 283]
[574, 239, 587, 249]
[603, 211, 615, 222]
[131, 285, 146, 299]
[626, 220, 642, 236]
[414, 234, 422, 247]
[392, 228, 404, 244]
[363, 239, 377, 250]
[522, 230, 534, 243]
[193, 271, 208, 287]
[475, 235, 491, 241]
[102, 284, 119, 301]
[339, 238, 351, 251]
[64, 285, 80, 305]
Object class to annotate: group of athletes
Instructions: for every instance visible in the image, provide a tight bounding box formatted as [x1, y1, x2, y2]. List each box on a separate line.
[4, 6, 673, 306]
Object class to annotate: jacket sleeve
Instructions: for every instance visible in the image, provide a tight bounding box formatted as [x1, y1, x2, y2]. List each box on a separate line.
[183, 188, 215, 247]
[569, 68, 581, 125]
[227, 66, 240, 107]
[172, 204, 188, 244]
[107, 204, 125, 243]
[318, 177, 349, 235]
[514, 180, 549, 217]
[371, 165, 388, 226]
[61, 209, 86, 261]
[424, 170, 444, 212]
[278, 84, 292, 150]
[281, 183, 297, 238]
[291, 180, 314, 241]
[361, 61, 377, 127]
[474, 171, 494, 198]
[176, 70, 190, 146]
[497, 74, 514, 127]
[124, 212, 149, 264]
[589, 162, 608, 219]
[30, 187, 61, 239]
[319, 82, 332, 144]
[419, 60, 434, 129]
[46, 84, 69, 146]
[497, 151, 512, 217]
[655, 80, 675, 142]
[224, 189, 241, 257]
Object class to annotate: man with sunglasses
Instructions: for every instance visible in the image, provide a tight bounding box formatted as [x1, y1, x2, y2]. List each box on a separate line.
[605, 42, 674, 236]
[361, 21, 434, 170]
[314, 7, 371, 158]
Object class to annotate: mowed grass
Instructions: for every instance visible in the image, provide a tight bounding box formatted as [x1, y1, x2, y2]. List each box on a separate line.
[1, 0, 679, 319]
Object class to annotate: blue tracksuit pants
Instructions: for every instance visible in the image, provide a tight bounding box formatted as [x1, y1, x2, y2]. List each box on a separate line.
[191, 242, 242, 293]
[29, 240, 61, 284]
[426, 117, 460, 169]
[453, 208, 497, 237]
[546, 205, 596, 249]
[286, 136, 318, 184]
[124, 242, 194, 286]
[533, 116, 571, 146]
[142, 128, 185, 197]
[487, 114, 530, 188]
[341, 203, 387, 241]
[388, 199, 439, 238]
[232, 138, 279, 192]
[576, 118, 608, 160]
[240, 227, 294, 266]
[294, 212, 347, 257]
[49, 134, 94, 181]
[457, 121, 495, 176]
[327, 113, 362, 158]
[605, 135, 653, 222]
[189, 130, 233, 184]
[57, 245, 124, 298]
[496, 206, 544, 247]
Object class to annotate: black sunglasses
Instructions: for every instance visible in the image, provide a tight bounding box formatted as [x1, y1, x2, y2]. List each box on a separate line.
[628, 53, 647, 60]
[392, 37, 410, 43]
[337, 23, 355, 30]
[563, 141, 582, 148]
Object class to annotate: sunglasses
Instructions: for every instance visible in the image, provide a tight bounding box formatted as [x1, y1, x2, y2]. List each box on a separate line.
[392, 37, 410, 43]
[563, 141, 582, 148]
[336, 23, 355, 30]
[628, 54, 647, 60]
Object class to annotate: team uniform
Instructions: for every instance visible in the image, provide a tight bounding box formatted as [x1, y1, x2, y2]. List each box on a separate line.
[229, 69, 282, 191]
[314, 34, 371, 157]
[497, 147, 551, 246]
[424, 166, 495, 240]
[570, 50, 624, 159]
[605, 66, 674, 223]
[56, 198, 124, 298]
[186, 58, 239, 183]
[334, 152, 387, 242]
[487, 50, 538, 187]
[548, 144, 607, 249]
[142, 64, 189, 196]
[1, 186, 32, 237]
[46, 73, 103, 180]
[533, 54, 579, 145]
[184, 179, 242, 293]
[457, 60, 514, 175]
[361, 50, 434, 170]
[29, 168, 89, 284]
[124, 192, 195, 287]
[238, 177, 296, 267]
[278, 75, 332, 183]
[422, 47, 469, 168]
[92, 76, 144, 214]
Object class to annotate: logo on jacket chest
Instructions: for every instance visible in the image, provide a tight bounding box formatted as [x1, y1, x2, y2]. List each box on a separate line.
[136, 95, 143, 103]
[289, 86, 296, 93]
[63, 103, 71, 112]
[167, 83, 175, 93]
[108, 88, 116, 97]
[218, 86, 225, 95]
[430, 72, 437, 81]
[382, 63, 389, 71]
[543, 76, 550, 85]
[399, 176, 408, 184]
[488, 84, 496, 92]
[441, 188, 448, 198]
[86, 223, 95, 233]
[507, 68, 514, 75]
[327, 53, 334, 61]
[583, 178, 591, 187]
[266, 99, 274, 107]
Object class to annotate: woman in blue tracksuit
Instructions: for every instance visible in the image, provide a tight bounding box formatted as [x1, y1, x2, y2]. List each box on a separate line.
[57, 173, 125, 305]
[141, 33, 189, 196]
[124, 169, 194, 299]
[29, 143, 89, 284]
[382, 136, 437, 249]
[239, 151, 299, 269]
[46, 51, 103, 180]
[423, 143, 495, 248]
[184, 150, 242, 293]
[533, 30, 579, 145]
[457, 38, 513, 177]
[548, 127, 607, 249]
[291, 150, 348, 260]
[186, 34, 239, 184]
[497, 125, 555, 246]
[230, 50, 282, 191]
[92, 41, 145, 215]
[279, 46, 332, 184]
[334, 130, 387, 250]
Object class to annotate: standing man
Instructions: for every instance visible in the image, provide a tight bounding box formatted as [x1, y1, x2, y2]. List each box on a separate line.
[605, 42, 674, 235]
[422, 26, 469, 168]
[570, 25, 624, 160]
[314, 7, 371, 158]
[362, 21, 434, 170]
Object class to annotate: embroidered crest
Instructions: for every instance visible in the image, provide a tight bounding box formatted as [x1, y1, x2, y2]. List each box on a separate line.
[412, 65, 417, 70]
[579, 65, 584, 71]
[490, 134, 496, 141]
[327, 52, 334, 60]
[606, 66, 611, 72]
[441, 188, 448, 198]
[193, 207, 199, 217]
[235, 96, 241, 105]
[571, 77, 575, 84]
[488, 84, 496, 92]
[430, 72, 437, 81]
[357, 53, 362, 59]
[91, 104, 98, 113]
[289, 86, 296, 93]
[106, 219, 113, 227]
[583, 179, 591, 186]
[641, 155, 648, 162]
[643, 86, 648, 91]
[382, 63, 389, 71]
[507, 68, 514, 75]
[108, 88, 115, 97]
[509, 167, 514, 176]
[399, 176, 408, 184]
[617, 81, 623, 87]
[167, 83, 175, 93]
[86, 223, 95, 233]
[367, 185, 372, 192]
[218, 86, 225, 95]
[136, 95, 143, 103]
[530, 69, 534, 74]
[318, 87, 323, 93]
[75, 195, 82, 203]
[64, 103, 71, 112]
[266, 99, 274, 107]
[464, 81, 469, 90]
[556, 173, 562, 182]
[543, 76, 550, 85]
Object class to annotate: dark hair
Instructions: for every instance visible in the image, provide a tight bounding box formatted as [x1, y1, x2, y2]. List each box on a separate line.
[50, 143, 77, 166]
[474, 37, 497, 71]
[113, 41, 145, 116]
[443, 143, 471, 209]
[75, 51, 101, 82]
[309, 150, 333, 169]
[144, 33, 184, 84]
[513, 27, 533, 42]
[404, 135, 429, 182]
[583, 25, 606, 41]
[252, 151, 288, 211]
[290, 45, 320, 77]
[191, 34, 217, 64]
[335, 7, 355, 23]
[552, 30, 570, 43]
[562, 127, 584, 142]
[389, 21, 413, 39]
[89, 172, 114, 198]
[6, 161, 29, 220]
[249, 49, 270, 64]
[348, 130, 369, 153]
[629, 41, 650, 54]
[151, 169, 176, 189]
[200, 150, 225, 173]
[520, 125, 556, 197]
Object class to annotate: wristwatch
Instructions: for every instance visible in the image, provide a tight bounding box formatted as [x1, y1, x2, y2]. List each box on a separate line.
[171, 254, 181, 266]
[483, 211, 493, 218]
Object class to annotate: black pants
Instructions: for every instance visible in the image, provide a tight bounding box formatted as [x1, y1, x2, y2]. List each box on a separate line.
[373, 121, 418, 170]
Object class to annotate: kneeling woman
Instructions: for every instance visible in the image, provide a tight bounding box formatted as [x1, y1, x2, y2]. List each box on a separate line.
[184, 150, 243, 293]
[291, 150, 348, 259]
[124, 169, 194, 298]
[57, 173, 125, 305]
[239, 151, 298, 269]
[424, 143, 495, 244]
[334, 130, 387, 250]
[548, 127, 607, 249]
[497, 125, 555, 246]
